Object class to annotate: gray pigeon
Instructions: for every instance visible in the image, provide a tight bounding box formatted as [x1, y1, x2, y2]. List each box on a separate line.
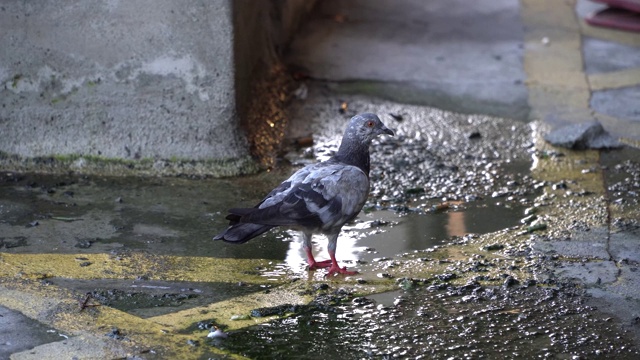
[214, 113, 394, 276]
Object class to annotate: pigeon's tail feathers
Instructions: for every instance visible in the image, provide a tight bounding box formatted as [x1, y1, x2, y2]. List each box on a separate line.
[214, 208, 273, 243]
[225, 208, 256, 224]
[213, 223, 274, 244]
[224, 213, 241, 224]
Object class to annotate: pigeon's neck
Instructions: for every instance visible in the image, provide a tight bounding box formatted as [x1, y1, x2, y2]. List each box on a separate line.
[333, 140, 371, 176]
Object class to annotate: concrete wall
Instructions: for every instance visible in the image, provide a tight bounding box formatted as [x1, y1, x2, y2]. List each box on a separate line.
[0, 0, 315, 176]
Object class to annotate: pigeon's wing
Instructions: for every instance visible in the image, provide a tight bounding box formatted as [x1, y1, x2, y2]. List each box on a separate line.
[310, 165, 371, 225]
[230, 163, 369, 230]
[215, 164, 318, 243]
[222, 165, 314, 225]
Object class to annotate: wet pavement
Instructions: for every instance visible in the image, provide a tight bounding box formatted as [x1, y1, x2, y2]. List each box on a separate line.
[219, 285, 637, 359]
[2, 0, 640, 359]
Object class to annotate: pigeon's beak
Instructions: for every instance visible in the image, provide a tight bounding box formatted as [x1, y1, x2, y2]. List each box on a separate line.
[380, 125, 394, 136]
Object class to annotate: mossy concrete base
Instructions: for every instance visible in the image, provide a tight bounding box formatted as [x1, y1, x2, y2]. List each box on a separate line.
[0, 1, 316, 177]
[0, 152, 260, 178]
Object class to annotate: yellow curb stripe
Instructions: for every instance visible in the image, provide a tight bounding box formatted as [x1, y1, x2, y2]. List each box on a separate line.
[590, 113, 640, 151]
[520, 0, 592, 124]
[533, 138, 603, 192]
[0, 253, 286, 285]
[148, 284, 310, 332]
[579, 19, 640, 48]
[531, 126, 609, 233]
[0, 282, 247, 359]
[588, 68, 640, 91]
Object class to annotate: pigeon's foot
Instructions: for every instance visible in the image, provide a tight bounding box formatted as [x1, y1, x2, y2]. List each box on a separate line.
[326, 265, 358, 277]
[307, 259, 333, 270]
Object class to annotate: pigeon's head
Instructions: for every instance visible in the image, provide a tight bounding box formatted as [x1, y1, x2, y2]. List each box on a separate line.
[344, 113, 394, 145]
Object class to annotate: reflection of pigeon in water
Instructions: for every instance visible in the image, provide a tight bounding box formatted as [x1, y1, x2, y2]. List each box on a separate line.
[214, 113, 394, 276]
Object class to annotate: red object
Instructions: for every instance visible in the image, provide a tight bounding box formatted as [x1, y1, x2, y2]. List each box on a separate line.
[592, 0, 640, 13]
[304, 247, 357, 276]
[586, 8, 640, 32]
[305, 247, 333, 270]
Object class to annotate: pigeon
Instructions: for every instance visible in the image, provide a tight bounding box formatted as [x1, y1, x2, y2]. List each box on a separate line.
[214, 113, 394, 276]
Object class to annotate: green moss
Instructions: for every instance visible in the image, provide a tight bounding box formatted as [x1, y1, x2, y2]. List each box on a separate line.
[52, 153, 143, 165]
[86, 79, 100, 87]
[50, 95, 69, 105]
[11, 74, 22, 88]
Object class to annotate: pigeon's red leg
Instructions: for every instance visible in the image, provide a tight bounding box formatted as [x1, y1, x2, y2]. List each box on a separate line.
[305, 247, 332, 270]
[325, 233, 357, 276]
[302, 232, 332, 270]
[326, 251, 357, 276]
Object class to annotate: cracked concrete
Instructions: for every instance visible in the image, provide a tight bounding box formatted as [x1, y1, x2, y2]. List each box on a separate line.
[610, 231, 640, 263]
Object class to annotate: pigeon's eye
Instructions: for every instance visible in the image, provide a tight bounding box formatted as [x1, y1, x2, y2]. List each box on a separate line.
[366, 121, 375, 128]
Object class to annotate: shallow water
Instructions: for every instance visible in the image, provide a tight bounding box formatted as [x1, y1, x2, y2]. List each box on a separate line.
[215, 284, 639, 359]
[0, 169, 531, 272]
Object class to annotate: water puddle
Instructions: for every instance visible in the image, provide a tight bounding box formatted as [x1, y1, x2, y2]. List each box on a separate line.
[1, 168, 536, 319]
[601, 146, 640, 210]
[280, 197, 531, 274]
[214, 284, 639, 359]
[0, 170, 532, 268]
[354, 198, 528, 260]
[0, 305, 65, 359]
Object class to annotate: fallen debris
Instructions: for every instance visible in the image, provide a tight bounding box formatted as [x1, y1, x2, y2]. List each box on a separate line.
[544, 121, 622, 149]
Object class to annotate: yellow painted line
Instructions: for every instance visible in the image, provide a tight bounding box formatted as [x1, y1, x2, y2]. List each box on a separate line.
[149, 283, 310, 331]
[618, 137, 640, 148]
[521, 0, 640, 145]
[594, 112, 640, 144]
[520, 0, 584, 74]
[588, 68, 640, 91]
[530, 126, 610, 236]
[0, 281, 247, 359]
[0, 252, 287, 285]
[579, 18, 640, 48]
[531, 126, 604, 192]
[520, 0, 592, 124]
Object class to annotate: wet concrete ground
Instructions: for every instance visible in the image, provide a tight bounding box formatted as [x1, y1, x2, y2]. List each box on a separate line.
[2, 99, 640, 358]
[2, 0, 640, 359]
[219, 285, 636, 359]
